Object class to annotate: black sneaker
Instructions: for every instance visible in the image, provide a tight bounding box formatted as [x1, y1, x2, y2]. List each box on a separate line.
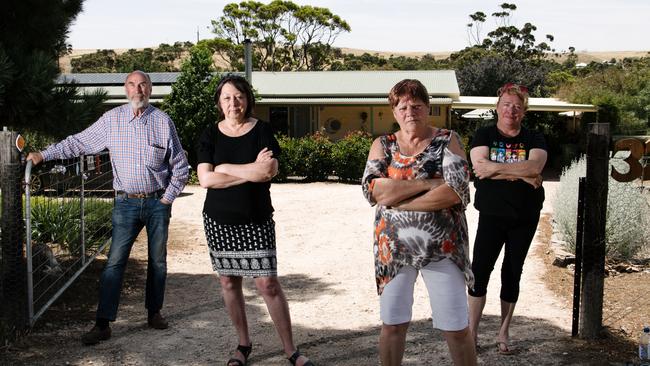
[147, 313, 168, 330]
[81, 325, 111, 345]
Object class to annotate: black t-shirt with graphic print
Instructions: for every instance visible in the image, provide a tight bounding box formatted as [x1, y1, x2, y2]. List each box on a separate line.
[196, 120, 280, 224]
[471, 125, 547, 218]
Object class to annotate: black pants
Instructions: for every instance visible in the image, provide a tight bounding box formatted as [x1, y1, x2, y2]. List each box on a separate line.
[468, 212, 540, 303]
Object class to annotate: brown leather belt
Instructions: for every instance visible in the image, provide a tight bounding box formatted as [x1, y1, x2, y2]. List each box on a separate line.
[116, 189, 165, 199]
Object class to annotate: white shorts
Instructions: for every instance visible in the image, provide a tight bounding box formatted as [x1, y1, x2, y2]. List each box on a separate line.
[379, 258, 469, 331]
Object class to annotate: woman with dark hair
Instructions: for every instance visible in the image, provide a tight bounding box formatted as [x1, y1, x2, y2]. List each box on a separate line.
[362, 79, 476, 366]
[196, 75, 314, 366]
[468, 83, 547, 355]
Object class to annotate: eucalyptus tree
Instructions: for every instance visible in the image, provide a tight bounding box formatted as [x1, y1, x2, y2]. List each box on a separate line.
[466, 11, 487, 46]
[453, 2, 563, 97]
[454, 2, 567, 155]
[463, 3, 555, 61]
[207, 0, 350, 71]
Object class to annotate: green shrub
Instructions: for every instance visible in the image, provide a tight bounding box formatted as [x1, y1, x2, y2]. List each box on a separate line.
[30, 198, 81, 253]
[275, 131, 374, 182]
[275, 134, 300, 182]
[29, 197, 113, 257]
[331, 131, 372, 182]
[298, 132, 335, 181]
[277, 132, 335, 181]
[187, 169, 199, 185]
[553, 155, 650, 260]
[83, 199, 113, 251]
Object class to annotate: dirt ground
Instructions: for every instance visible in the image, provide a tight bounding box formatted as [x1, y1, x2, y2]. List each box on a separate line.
[536, 214, 650, 364]
[1, 182, 647, 365]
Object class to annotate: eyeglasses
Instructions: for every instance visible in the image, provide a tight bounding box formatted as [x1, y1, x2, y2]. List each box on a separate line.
[498, 83, 529, 96]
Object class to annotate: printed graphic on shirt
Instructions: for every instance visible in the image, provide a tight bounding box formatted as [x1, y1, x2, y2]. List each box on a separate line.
[490, 141, 527, 163]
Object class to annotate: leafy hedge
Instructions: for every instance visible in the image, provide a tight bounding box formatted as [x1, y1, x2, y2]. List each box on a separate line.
[331, 131, 373, 182]
[275, 131, 372, 183]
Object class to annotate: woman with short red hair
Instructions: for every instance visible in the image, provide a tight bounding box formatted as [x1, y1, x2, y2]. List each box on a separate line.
[362, 79, 476, 366]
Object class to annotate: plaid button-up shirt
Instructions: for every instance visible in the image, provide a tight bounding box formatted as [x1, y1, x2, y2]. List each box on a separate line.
[42, 104, 189, 203]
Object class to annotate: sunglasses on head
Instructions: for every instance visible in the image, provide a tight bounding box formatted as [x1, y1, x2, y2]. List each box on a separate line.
[498, 83, 529, 95]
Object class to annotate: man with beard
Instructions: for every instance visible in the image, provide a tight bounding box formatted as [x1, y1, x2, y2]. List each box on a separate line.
[27, 70, 189, 345]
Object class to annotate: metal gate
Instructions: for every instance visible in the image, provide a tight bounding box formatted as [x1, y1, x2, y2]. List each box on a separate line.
[23, 151, 114, 326]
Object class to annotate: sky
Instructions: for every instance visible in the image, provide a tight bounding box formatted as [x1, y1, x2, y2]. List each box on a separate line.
[67, 0, 649, 53]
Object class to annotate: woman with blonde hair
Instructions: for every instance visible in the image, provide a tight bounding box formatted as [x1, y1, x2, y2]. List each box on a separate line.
[468, 83, 547, 355]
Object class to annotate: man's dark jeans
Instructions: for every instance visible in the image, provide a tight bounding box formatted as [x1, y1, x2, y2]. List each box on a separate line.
[96, 195, 171, 321]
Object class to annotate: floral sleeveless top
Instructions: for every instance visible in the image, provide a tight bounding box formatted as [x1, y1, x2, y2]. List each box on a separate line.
[362, 129, 474, 295]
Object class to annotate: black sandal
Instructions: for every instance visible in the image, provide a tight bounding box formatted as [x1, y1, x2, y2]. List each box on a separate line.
[227, 344, 252, 366]
[288, 349, 315, 366]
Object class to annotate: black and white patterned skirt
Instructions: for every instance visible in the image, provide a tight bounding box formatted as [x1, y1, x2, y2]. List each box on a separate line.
[202, 213, 277, 277]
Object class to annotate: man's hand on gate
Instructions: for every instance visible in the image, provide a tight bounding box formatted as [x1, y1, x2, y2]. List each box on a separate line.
[26, 152, 44, 166]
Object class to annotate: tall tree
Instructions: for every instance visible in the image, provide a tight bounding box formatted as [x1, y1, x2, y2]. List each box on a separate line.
[452, 2, 562, 97]
[0, 0, 106, 136]
[161, 45, 221, 167]
[466, 11, 487, 46]
[462, 3, 554, 61]
[207, 0, 350, 71]
[453, 2, 571, 160]
[456, 54, 553, 97]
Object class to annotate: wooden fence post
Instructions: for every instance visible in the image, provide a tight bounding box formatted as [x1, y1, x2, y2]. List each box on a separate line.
[0, 127, 28, 342]
[579, 123, 609, 339]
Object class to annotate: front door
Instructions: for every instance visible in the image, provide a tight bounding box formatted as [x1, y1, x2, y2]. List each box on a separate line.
[291, 106, 311, 138]
[270, 107, 289, 136]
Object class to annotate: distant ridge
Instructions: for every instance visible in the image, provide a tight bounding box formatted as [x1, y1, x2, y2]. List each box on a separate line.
[339, 48, 650, 64]
[59, 48, 650, 73]
[338, 47, 454, 60]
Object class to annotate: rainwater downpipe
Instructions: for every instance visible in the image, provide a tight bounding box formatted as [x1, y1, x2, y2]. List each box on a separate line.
[244, 39, 252, 84]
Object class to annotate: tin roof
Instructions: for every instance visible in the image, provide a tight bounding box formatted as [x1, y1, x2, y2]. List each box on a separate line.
[57, 71, 596, 112]
[250, 70, 460, 99]
[257, 97, 453, 105]
[57, 72, 180, 85]
[57, 70, 460, 99]
[454, 96, 598, 112]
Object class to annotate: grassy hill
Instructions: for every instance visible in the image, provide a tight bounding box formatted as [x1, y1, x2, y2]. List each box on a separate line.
[59, 47, 650, 73]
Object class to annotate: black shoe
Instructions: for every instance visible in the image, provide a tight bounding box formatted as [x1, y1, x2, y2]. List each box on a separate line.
[147, 313, 169, 329]
[81, 325, 111, 345]
[227, 344, 252, 366]
[288, 349, 314, 366]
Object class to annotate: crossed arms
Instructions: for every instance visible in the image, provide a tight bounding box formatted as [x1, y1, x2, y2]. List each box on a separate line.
[470, 146, 547, 188]
[368, 135, 467, 212]
[197, 147, 278, 189]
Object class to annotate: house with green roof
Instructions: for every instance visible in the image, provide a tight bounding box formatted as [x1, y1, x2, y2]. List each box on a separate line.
[58, 70, 597, 139]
